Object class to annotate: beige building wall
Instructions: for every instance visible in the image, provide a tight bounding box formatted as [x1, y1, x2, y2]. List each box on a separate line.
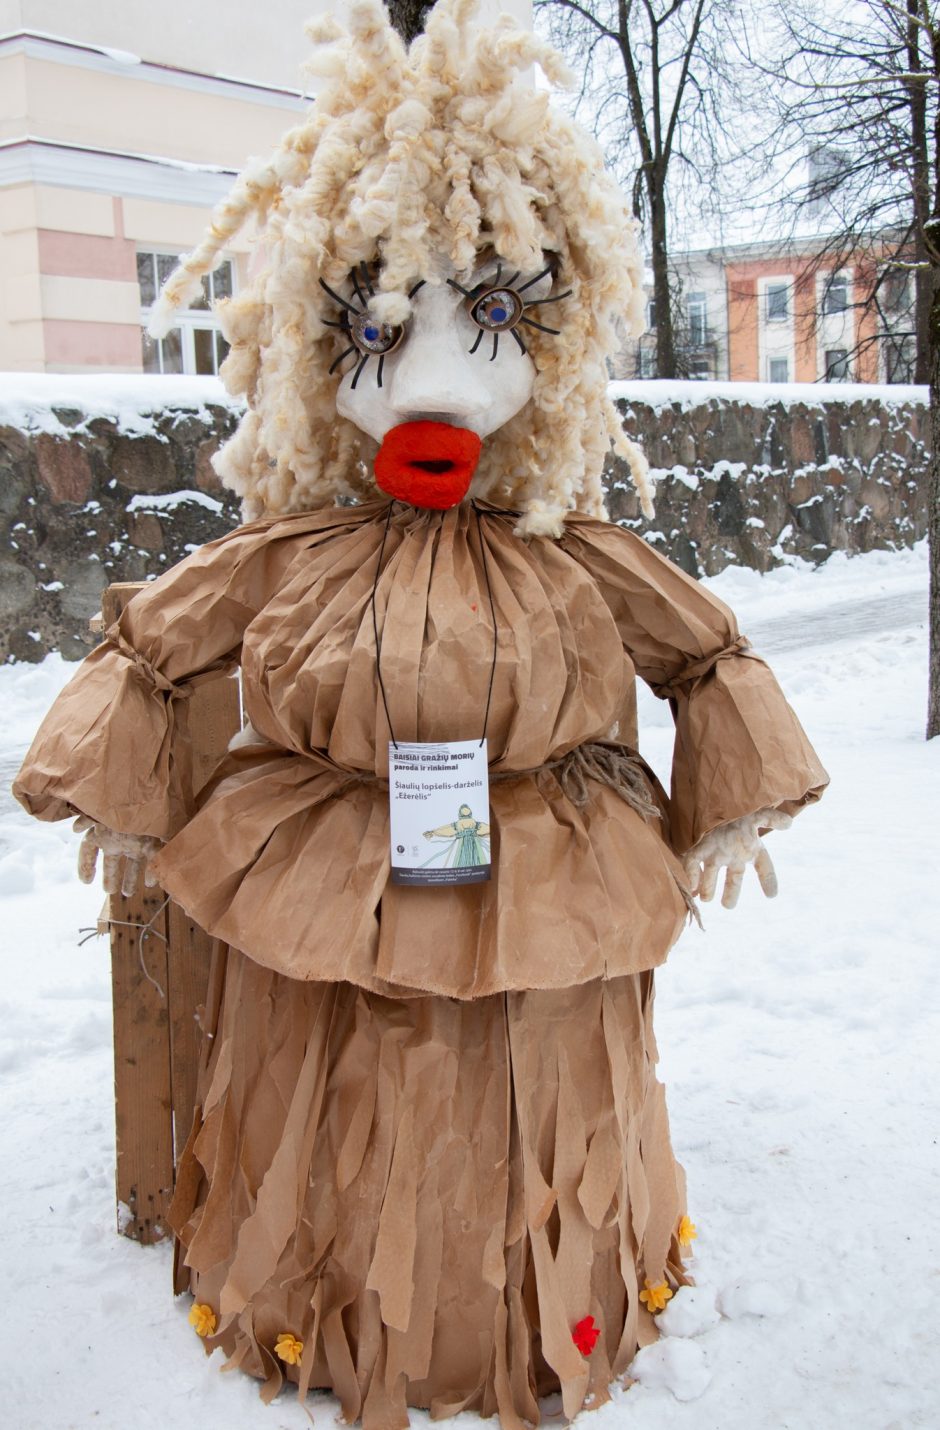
[0, 2, 535, 374]
[0, 0, 534, 89]
[0, 27, 305, 371]
[0, 0, 318, 90]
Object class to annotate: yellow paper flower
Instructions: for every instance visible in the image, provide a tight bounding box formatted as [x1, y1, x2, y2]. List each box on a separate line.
[275, 1332, 304, 1366]
[188, 1303, 217, 1337]
[678, 1216, 698, 1247]
[639, 1279, 673, 1313]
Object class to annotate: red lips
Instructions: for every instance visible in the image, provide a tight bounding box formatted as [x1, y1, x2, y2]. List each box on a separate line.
[374, 421, 482, 509]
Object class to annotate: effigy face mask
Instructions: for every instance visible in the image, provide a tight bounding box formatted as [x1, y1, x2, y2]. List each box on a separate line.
[328, 256, 565, 508]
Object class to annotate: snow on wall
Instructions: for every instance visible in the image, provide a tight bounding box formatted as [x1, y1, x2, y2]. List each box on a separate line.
[607, 377, 927, 412]
[0, 374, 244, 439]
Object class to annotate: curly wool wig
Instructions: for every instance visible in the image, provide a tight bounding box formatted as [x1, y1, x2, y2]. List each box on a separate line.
[150, 0, 652, 535]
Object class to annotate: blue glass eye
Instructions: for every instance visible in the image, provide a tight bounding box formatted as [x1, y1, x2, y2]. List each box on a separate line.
[470, 288, 522, 332]
[350, 313, 402, 355]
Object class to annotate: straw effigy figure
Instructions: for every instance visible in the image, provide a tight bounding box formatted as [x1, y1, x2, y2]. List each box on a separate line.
[14, 2, 828, 1423]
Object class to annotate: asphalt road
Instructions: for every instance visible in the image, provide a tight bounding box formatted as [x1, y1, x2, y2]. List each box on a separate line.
[746, 588, 927, 656]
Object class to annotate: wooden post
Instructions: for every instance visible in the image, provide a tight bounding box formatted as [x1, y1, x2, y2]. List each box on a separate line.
[165, 669, 240, 1161]
[99, 584, 240, 1243]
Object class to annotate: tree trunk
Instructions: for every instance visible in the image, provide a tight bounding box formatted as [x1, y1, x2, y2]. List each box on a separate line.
[386, 0, 435, 44]
[649, 187, 677, 379]
[906, 0, 931, 383]
[928, 268, 940, 737]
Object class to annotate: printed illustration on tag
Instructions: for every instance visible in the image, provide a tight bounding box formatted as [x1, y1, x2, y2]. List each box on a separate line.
[389, 739, 491, 886]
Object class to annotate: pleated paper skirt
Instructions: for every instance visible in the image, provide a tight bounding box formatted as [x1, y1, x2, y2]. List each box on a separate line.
[170, 946, 689, 1428]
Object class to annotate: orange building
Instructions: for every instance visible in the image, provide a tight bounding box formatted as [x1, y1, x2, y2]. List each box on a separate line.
[628, 237, 914, 385]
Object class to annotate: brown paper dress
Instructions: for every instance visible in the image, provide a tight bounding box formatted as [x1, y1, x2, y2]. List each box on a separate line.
[14, 499, 827, 1426]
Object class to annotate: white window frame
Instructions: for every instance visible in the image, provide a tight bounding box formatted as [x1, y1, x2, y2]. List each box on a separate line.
[768, 357, 789, 382]
[638, 343, 657, 379]
[822, 271, 849, 316]
[136, 249, 234, 376]
[880, 267, 910, 315]
[687, 291, 708, 348]
[882, 333, 914, 383]
[765, 282, 790, 323]
[824, 348, 851, 382]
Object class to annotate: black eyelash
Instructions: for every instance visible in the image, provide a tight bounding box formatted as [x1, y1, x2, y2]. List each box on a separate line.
[350, 353, 370, 390]
[524, 289, 572, 307]
[490, 332, 499, 362]
[329, 345, 355, 374]
[519, 315, 561, 336]
[319, 277, 362, 316]
[517, 263, 555, 293]
[319, 272, 394, 388]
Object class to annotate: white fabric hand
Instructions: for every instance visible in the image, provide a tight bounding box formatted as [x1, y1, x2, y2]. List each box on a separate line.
[683, 807, 792, 910]
[73, 815, 162, 898]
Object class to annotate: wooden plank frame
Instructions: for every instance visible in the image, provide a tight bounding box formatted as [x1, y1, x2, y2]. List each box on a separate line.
[100, 583, 241, 1245]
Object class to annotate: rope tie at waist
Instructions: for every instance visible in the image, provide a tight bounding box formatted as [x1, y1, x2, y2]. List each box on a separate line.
[227, 734, 701, 922]
[319, 740, 662, 823]
[527, 741, 662, 820]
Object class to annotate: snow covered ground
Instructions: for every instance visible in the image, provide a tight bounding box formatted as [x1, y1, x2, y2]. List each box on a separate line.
[0, 541, 936, 1429]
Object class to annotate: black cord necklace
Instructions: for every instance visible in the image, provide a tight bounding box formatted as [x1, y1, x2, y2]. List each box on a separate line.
[370, 501, 499, 751]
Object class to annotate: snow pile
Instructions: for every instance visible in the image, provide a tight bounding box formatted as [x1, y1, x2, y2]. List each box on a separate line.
[0, 543, 938, 1427]
[628, 1338, 712, 1402]
[0, 373, 244, 439]
[656, 1285, 721, 1339]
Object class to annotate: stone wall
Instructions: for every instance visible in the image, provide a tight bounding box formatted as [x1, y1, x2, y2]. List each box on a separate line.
[0, 375, 927, 661]
[606, 379, 927, 578]
[0, 379, 242, 661]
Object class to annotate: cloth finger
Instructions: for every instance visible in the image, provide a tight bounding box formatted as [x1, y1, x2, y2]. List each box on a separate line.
[72, 813, 94, 835]
[721, 862, 745, 910]
[144, 861, 162, 889]
[682, 855, 702, 896]
[77, 831, 99, 884]
[699, 858, 720, 902]
[102, 852, 122, 895]
[121, 856, 141, 899]
[756, 808, 793, 833]
[754, 844, 779, 898]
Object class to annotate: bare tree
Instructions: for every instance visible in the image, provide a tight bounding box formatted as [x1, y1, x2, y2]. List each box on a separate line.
[752, 0, 940, 736]
[535, 0, 740, 379]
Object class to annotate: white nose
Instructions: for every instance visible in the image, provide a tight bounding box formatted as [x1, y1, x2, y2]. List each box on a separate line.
[389, 282, 493, 426]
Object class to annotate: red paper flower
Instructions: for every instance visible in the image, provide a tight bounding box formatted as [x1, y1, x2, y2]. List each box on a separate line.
[572, 1315, 600, 1355]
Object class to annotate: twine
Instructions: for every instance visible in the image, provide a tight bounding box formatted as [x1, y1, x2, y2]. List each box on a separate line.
[81, 897, 171, 1000]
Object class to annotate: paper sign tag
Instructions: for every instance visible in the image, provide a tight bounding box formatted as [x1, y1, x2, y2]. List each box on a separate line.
[389, 739, 491, 887]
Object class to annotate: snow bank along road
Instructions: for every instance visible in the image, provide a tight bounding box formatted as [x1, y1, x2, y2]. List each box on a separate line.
[0, 543, 936, 1429]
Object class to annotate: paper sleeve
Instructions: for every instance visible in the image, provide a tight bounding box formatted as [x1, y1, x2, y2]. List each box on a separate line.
[560, 518, 829, 852]
[12, 518, 301, 840]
